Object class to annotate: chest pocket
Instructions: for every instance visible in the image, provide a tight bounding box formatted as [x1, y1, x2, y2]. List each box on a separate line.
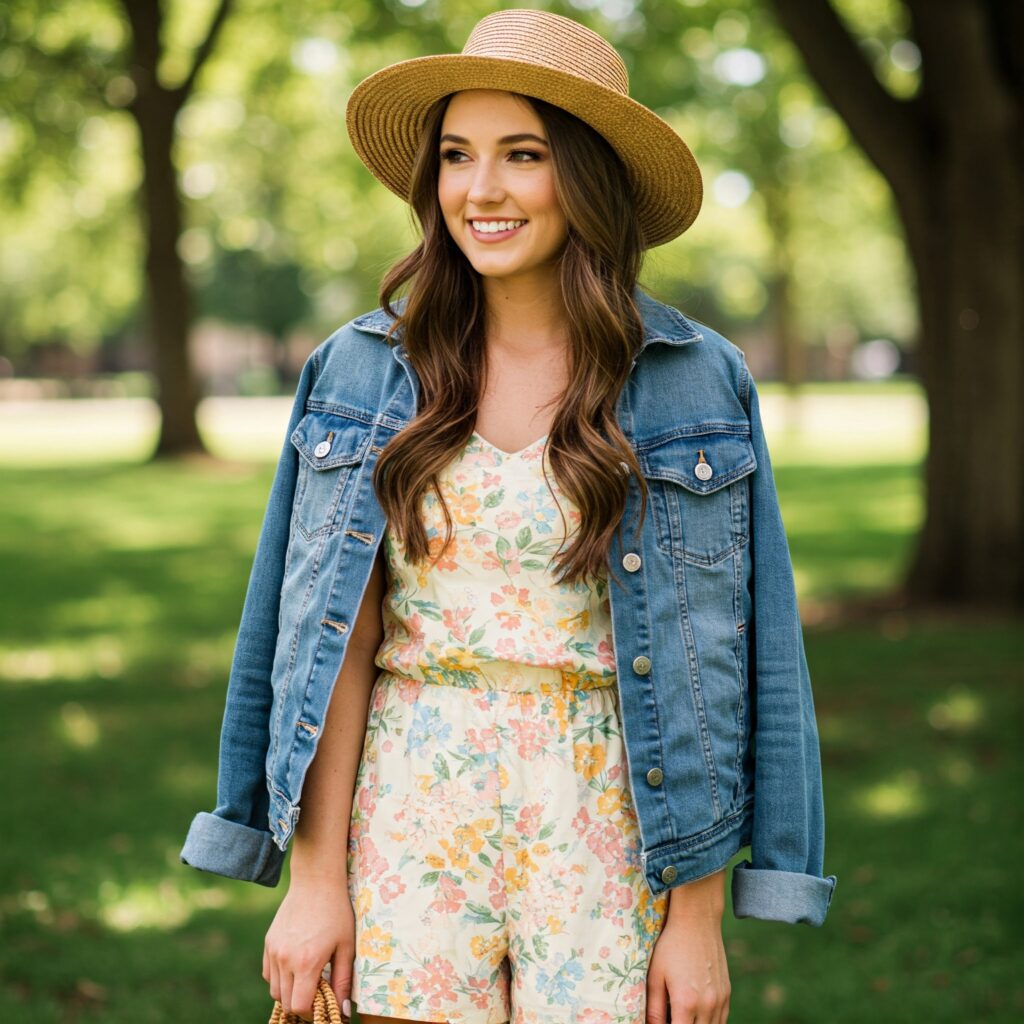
[290, 410, 372, 541]
[640, 430, 757, 566]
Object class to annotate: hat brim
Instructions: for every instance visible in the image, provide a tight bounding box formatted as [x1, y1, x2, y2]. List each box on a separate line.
[345, 54, 702, 248]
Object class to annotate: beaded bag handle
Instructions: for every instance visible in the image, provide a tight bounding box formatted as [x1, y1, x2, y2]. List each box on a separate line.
[268, 977, 342, 1024]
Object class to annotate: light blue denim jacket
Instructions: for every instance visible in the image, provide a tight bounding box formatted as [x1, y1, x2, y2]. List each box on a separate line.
[180, 287, 837, 926]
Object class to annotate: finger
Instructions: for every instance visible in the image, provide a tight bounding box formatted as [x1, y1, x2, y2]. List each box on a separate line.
[279, 968, 294, 1019]
[714, 992, 731, 1024]
[646, 973, 669, 1024]
[667, 989, 697, 1024]
[269, 956, 281, 1004]
[289, 968, 319, 1023]
[330, 950, 353, 1020]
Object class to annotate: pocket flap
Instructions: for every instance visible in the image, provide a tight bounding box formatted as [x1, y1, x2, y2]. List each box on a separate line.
[641, 430, 757, 495]
[290, 411, 372, 471]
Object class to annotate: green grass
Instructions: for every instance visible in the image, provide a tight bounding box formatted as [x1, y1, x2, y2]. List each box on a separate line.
[1, 389, 1022, 1022]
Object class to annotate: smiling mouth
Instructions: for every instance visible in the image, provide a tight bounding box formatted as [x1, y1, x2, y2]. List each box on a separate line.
[467, 220, 528, 241]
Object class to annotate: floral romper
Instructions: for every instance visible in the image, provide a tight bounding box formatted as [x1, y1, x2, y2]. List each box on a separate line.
[346, 430, 670, 1024]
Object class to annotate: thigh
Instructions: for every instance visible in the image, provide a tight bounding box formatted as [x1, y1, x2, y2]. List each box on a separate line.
[347, 673, 513, 1024]
[500, 684, 670, 1024]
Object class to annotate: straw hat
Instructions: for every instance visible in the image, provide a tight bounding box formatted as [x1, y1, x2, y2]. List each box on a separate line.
[345, 8, 703, 249]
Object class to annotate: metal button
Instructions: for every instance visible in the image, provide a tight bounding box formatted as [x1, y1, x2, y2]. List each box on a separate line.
[694, 447, 713, 481]
[661, 865, 678, 884]
[632, 655, 651, 675]
[622, 552, 641, 572]
[314, 439, 332, 458]
[646, 766, 664, 786]
[619, 460, 630, 476]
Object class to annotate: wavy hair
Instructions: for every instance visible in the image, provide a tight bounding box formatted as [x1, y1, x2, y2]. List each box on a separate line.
[371, 92, 651, 589]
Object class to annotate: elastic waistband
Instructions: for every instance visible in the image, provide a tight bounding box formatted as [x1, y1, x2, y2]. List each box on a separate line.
[377, 661, 617, 694]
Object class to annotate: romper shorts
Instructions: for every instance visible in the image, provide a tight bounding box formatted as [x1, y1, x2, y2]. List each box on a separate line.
[346, 665, 670, 1024]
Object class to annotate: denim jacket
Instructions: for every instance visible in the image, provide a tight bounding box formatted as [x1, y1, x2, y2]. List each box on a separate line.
[180, 286, 837, 926]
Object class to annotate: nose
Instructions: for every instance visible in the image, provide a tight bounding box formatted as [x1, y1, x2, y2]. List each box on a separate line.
[466, 157, 506, 206]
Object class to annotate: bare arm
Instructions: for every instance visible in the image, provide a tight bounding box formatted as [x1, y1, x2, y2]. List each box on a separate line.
[264, 544, 388, 1021]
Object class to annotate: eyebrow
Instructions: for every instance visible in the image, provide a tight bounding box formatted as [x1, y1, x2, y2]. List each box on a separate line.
[439, 133, 549, 146]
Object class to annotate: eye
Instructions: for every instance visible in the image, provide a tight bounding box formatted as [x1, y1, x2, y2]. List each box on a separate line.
[439, 148, 543, 164]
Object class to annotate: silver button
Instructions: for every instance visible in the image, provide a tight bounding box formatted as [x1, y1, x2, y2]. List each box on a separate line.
[619, 460, 630, 476]
[694, 448, 713, 481]
[622, 552, 641, 572]
[632, 655, 651, 675]
[314, 439, 332, 458]
[646, 767, 664, 786]
[661, 865, 678, 884]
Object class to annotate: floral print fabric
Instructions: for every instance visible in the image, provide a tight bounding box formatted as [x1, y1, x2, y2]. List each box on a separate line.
[373, 431, 617, 690]
[346, 433, 669, 1023]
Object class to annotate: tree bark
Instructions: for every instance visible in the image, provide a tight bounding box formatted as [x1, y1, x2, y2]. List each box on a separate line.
[769, 0, 1024, 606]
[122, 0, 234, 456]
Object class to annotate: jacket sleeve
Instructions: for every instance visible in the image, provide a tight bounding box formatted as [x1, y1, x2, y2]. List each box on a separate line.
[179, 347, 320, 887]
[730, 362, 838, 926]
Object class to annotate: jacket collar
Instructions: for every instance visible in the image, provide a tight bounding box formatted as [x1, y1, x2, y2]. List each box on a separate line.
[350, 286, 703, 350]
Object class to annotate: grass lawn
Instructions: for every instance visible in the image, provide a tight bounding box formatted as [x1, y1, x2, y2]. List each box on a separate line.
[1, 386, 1021, 1022]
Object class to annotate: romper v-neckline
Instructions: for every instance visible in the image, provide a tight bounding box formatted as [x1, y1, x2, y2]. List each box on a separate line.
[470, 430, 550, 458]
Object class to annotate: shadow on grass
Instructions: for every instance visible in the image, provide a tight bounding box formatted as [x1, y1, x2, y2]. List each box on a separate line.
[1, 461, 1021, 1022]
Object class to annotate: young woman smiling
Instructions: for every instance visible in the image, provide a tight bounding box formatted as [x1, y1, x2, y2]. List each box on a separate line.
[181, 10, 837, 1024]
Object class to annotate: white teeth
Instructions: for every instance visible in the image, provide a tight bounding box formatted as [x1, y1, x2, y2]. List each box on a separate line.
[471, 219, 526, 233]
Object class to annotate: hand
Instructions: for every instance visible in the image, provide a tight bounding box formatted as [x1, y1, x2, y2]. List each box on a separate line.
[263, 877, 356, 1022]
[646, 915, 731, 1024]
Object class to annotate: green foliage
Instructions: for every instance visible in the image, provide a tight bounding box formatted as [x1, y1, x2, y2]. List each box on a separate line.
[0, 0, 919, 362]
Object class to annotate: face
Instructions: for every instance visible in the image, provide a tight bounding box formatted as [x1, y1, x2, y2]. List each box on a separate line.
[437, 89, 568, 281]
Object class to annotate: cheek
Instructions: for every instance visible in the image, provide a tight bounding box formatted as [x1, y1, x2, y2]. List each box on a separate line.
[528, 178, 565, 230]
[437, 175, 461, 214]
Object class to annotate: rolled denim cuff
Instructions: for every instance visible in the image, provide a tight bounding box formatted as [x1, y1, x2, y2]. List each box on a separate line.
[180, 811, 285, 887]
[731, 860, 837, 926]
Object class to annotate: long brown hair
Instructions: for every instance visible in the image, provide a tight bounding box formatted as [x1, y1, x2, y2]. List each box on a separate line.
[372, 92, 651, 589]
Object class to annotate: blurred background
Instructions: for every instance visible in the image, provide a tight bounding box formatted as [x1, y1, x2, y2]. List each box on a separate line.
[1, 0, 1021, 1021]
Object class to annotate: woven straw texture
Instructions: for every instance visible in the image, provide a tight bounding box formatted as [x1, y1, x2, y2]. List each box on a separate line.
[345, 8, 702, 249]
[268, 978, 342, 1024]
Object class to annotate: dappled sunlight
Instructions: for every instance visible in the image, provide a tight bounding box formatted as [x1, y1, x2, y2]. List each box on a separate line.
[783, 488, 920, 535]
[1, 636, 126, 684]
[927, 689, 984, 733]
[91, 516, 213, 552]
[855, 768, 927, 819]
[96, 876, 228, 932]
[57, 701, 101, 750]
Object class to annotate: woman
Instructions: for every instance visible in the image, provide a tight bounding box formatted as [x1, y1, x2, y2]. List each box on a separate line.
[180, 10, 837, 1024]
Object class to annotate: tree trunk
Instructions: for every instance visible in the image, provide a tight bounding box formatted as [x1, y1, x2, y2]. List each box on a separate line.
[896, 58, 1024, 605]
[132, 91, 204, 455]
[122, 0, 234, 457]
[769, 0, 1024, 607]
